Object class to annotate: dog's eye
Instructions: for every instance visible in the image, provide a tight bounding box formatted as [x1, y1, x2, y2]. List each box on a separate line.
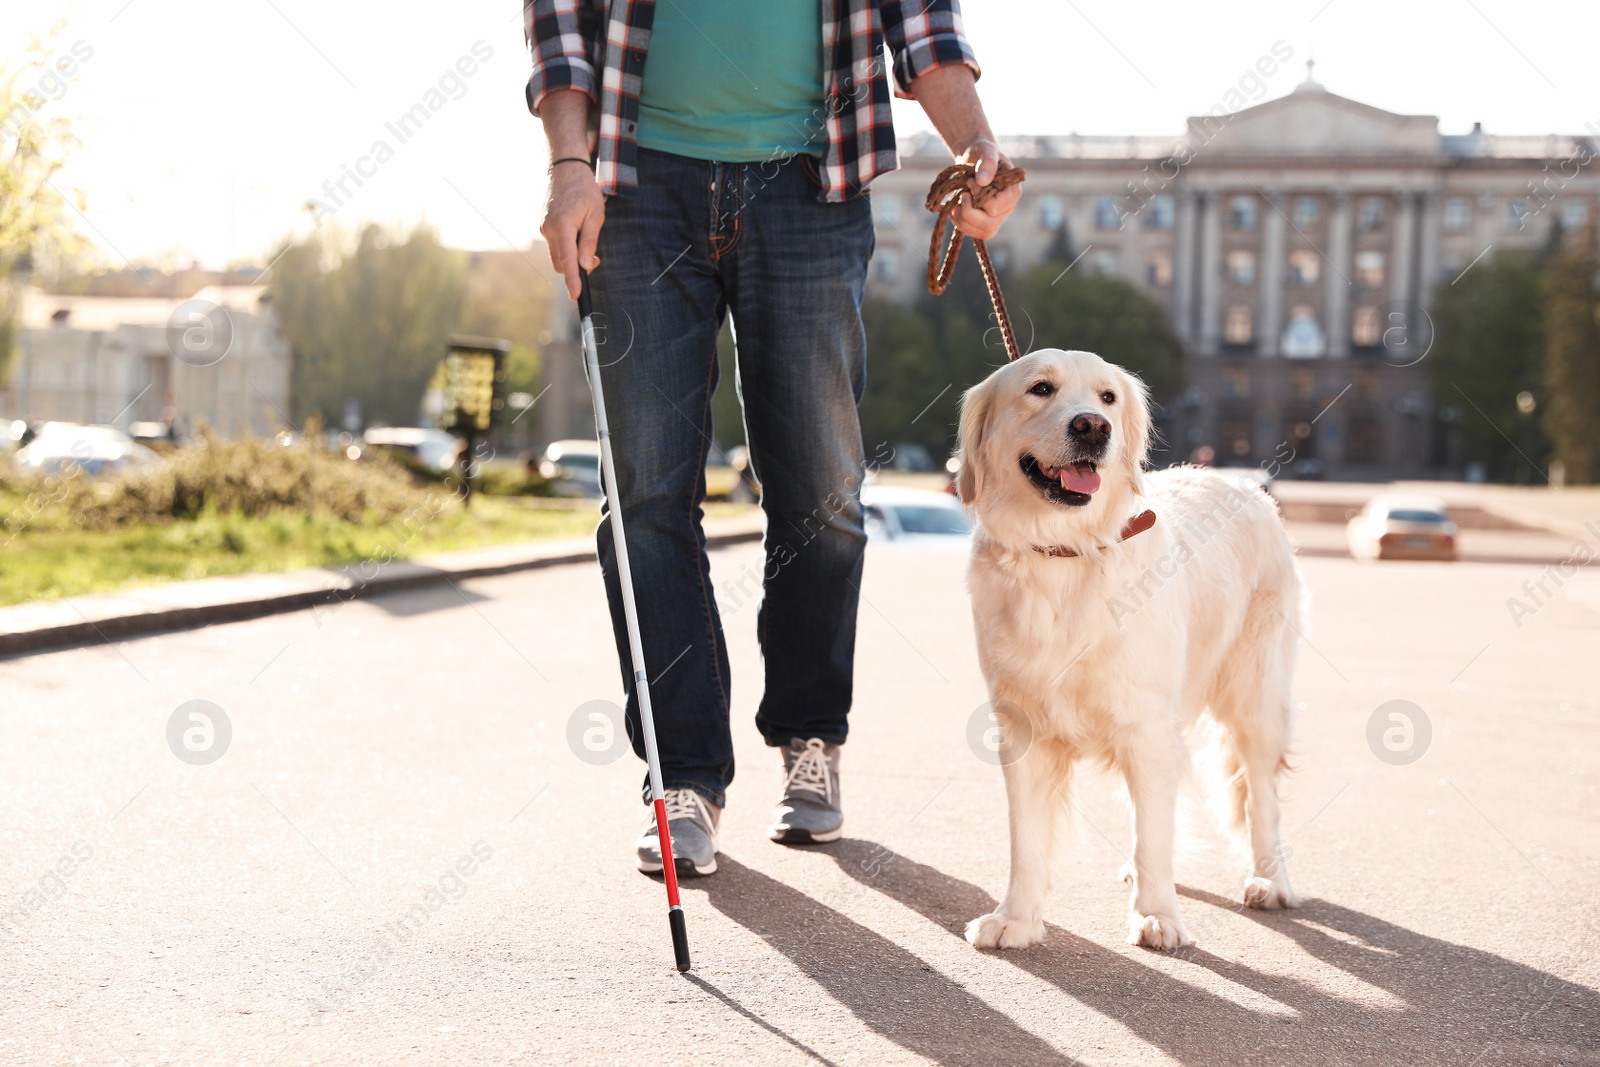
[1100, 390, 1116, 404]
[1028, 381, 1054, 397]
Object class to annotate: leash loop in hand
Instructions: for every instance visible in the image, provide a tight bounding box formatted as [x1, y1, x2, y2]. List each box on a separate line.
[925, 162, 1027, 362]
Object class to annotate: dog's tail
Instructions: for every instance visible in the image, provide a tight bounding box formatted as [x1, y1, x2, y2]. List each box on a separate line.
[1187, 715, 1248, 843]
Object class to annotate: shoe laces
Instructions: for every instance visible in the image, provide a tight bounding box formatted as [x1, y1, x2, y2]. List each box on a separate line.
[663, 788, 709, 824]
[783, 738, 833, 803]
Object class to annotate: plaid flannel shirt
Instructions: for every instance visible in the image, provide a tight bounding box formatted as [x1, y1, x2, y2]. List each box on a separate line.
[524, 0, 979, 202]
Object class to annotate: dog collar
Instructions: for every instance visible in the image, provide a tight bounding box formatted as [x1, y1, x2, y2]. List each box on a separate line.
[1031, 510, 1157, 559]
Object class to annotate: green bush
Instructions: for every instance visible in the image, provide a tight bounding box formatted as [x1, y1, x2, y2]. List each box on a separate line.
[3, 433, 441, 532]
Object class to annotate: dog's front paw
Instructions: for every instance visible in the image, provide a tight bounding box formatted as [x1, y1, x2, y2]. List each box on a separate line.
[1128, 912, 1191, 950]
[966, 911, 1046, 950]
[1243, 875, 1299, 910]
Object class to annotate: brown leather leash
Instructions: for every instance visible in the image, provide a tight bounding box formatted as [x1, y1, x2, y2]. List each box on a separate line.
[925, 161, 1027, 362]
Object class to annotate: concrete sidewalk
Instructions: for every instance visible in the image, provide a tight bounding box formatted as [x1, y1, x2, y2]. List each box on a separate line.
[0, 513, 765, 658]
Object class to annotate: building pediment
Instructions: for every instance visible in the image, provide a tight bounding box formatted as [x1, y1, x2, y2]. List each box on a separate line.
[1188, 85, 1441, 158]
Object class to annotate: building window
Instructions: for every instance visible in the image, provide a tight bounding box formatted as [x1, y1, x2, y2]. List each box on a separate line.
[1225, 305, 1254, 346]
[1146, 195, 1175, 229]
[1227, 195, 1257, 230]
[1358, 197, 1386, 231]
[874, 248, 899, 281]
[1225, 368, 1251, 398]
[1561, 198, 1589, 230]
[1292, 196, 1318, 227]
[1226, 250, 1256, 285]
[1039, 195, 1064, 230]
[1506, 199, 1529, 230]
[1090, 250, 1118, 276]
[1095, 196, 1123, 230]
[1220, 417, 1253, 459]
[1352, 305, 1382, 347]
[876, 194, 900, 224]
[1288, 249, 1320, 286]
[1282, 306, 1328, 358]
[1354, 251, 1386, 289]
[1145, 249, 1172, 287]
[1290, 369, 1316, 400]
[1346, 415, 1382, 463]
[1443, 196, 1470, 231]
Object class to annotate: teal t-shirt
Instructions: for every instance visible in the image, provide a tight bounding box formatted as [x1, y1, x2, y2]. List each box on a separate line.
[636, 0, 826, 162]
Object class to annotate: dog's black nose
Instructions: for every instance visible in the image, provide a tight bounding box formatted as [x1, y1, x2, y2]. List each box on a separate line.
[1069, 412, 1111, 444]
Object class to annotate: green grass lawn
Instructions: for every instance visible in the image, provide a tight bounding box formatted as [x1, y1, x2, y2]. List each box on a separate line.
[0, 495, 752, 607]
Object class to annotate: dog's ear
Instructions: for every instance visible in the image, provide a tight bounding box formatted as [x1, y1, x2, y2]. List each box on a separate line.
[1118, 368, 1152, 494]
[956, 377, 996, 505]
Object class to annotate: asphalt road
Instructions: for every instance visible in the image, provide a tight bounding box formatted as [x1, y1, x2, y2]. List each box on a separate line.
[3, 530, 1598, 1066]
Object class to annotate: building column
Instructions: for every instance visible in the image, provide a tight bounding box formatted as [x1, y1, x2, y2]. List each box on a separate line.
[1197, 192, 1222, 357]
[1417, 190, 1441, 310]
[1258, 187, 1286, 357]
[1325, 191, 1353, 358]
[1172, 189, 1199, 345]
[1391, 192, 1418, 311]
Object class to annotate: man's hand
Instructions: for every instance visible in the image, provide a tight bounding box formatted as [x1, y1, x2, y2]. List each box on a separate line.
[537, 88, 604, 300]
[953, 137, 1021, 241]
[909, 65, 1020, 241]
[541, 162, 605, 300]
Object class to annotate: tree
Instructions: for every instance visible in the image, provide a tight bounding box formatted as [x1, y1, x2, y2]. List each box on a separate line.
[1428, 253, 1549, 481]
[1010, 260, 1184, 401]
[1542, 225, 1600, 483]
[1, 41, 88, 385]
[270, 223, 468, 427]
[857, 248, 1185, 463]
[457, 247, 558, 400]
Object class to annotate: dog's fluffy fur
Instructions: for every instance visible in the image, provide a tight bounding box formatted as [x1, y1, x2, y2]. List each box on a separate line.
[957, 349, 1301, 951]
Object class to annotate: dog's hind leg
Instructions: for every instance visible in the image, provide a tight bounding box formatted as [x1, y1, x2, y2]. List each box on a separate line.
[1212, 601, 1300, 909]
[1119, 723, 1191, 949]
[966, 724, 1064, 950]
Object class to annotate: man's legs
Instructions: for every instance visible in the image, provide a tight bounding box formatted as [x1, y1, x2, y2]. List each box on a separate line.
[722, 157, 875, 749]
[588, 148, 734, 810]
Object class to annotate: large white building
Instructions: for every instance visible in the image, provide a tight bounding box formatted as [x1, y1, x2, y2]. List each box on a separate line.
[868, 73, 1595, 476]
[1, 284, 293, 438]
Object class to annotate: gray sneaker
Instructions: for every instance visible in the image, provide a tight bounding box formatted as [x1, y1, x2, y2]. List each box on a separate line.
[636, 788, 720, 877]
[769, 738, 843, 844]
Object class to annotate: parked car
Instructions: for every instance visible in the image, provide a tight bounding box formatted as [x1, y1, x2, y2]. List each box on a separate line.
[362, 427, 460, 473]
[862, 486, 971, 543]
[537, 439, 603, 497]
[11, 422, 160, 477]
[888, 443, 937, 473]
[1347, 495, 1458, 562]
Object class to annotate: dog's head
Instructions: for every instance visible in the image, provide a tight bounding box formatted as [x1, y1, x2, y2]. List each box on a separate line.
[956, 349, 1151, 548]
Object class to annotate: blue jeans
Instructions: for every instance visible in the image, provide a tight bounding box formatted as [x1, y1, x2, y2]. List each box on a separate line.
[588, 147, 875, 809]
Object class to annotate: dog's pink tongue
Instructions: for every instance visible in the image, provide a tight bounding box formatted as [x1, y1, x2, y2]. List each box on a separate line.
[1059, 464, 1101, 495]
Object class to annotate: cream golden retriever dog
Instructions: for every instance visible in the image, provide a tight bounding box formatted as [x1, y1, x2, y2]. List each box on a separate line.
[957, 348, 1300, 951]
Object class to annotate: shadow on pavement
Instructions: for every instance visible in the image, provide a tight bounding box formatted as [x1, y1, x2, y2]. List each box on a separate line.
[699, 855, 1075, 1065]
[682, 972, 843, 1067]
[356, 577, 491, 617]
[809, 839, 1599, 1067]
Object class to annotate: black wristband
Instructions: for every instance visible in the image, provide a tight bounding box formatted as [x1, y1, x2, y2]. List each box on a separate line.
[551, 156, 594, 171]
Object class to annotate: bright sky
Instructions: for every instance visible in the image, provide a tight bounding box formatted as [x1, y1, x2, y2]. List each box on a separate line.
[5, 0, 1599, 270]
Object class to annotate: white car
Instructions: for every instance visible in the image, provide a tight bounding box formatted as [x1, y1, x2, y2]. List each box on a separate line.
[12, 422, 160, 477]
[362, 426, 460, 472]
[538, 439, 603, 498]
[862, 485, 970, 543]
[1347, 495, 1458, 562]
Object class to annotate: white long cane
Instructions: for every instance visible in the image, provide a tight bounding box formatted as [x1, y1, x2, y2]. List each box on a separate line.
[578, 267, 691, 972]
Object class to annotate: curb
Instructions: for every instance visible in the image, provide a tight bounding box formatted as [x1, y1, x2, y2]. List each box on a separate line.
[0, 520, 765, 659]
